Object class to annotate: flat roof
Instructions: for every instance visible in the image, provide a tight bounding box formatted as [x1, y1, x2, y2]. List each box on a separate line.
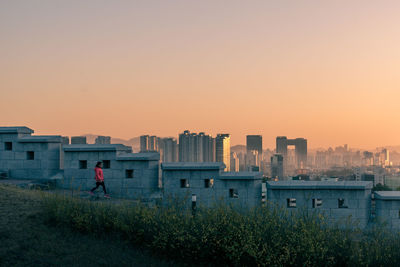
[116, 152, 160, 161]
[0, 126, 34, 134]
[374, 191, 400, 200]
[64, 144, 132, 152]
[162, 162, 224, 170]
[267, 181, 373, 190]
[219, 172, 262, 180]
[18, 135, 62, 143]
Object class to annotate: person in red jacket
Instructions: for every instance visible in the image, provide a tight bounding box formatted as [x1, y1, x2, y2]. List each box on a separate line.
[89, 161, 110, 198]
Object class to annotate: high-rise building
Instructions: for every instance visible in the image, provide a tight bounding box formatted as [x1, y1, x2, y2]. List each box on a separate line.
[161, 138, 178, 162]
[95, 136, 111, 144]
[148, 136, 159, 151]
[178, 130, 215, 162]
[271, 154, 284, 180]
[246, 150, 260, 170]
[230, 152, 239, 172]
[141, 135, 159, 152]
[71, 136, 87, 144]
[140, 135, 149, 152]
[216, 134, 230, 171]
[276, 136, 307, 169]
[246, 135, 263, 155]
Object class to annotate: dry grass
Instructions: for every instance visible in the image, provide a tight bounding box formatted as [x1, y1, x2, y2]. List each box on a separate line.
[0, 184, 175, 267]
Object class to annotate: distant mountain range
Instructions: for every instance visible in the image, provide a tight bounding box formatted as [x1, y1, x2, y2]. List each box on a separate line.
[82, 134, 400, 154]
[82, 134, 140, 152]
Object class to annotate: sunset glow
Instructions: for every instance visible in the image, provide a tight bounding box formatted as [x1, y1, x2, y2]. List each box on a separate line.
[1, 1, 400, 148]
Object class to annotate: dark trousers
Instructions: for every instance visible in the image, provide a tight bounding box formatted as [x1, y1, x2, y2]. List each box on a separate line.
[91, 181, 107, 194]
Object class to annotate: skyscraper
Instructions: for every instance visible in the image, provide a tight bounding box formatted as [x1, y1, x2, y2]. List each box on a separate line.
[276, 136, 307, 169]
[178, 130, 215, 162]
[246, 135, 263, 155]
[230, 152, 240, 172]
[216, 134, 230, 171]
[271, 154, 284, 179]
[95, 136, 111, 145]
[140, 135, 149, 152]
[161, 138, 178, 162]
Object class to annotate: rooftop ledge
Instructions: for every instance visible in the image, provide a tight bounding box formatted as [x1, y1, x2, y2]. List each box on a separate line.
[116, 152, 160, 161]
[161, 162, 225, 170]
[18, 136, 62, 143]
[267, 181, 373, 190]
[63, 144, 132, 152]
[219, 172, 262, 180]
[374, 191, 400, 200]
[0, 126, 34, 134]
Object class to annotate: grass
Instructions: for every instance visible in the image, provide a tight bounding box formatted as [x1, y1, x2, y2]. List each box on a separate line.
[3, 184, 400, 266]
[0, 184, 175, 267]
[41, 189, 400, 266]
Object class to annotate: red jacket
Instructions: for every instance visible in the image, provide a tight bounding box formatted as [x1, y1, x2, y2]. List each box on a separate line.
[94, 167, 104, 182]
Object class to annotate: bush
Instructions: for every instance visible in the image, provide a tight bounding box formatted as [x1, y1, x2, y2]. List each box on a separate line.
[42, 193, 400, 266]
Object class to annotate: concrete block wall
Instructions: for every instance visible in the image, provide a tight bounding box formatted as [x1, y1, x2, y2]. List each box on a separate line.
[375, 192, 400, 230]
[0, 127, 62, 180]
[162, 165, 222, 207]
[267, 181, 373, 229]
[162, 163, 263, 208]
[62, 144, 160, 200]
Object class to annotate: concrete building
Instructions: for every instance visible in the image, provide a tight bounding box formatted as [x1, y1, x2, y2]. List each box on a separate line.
[271, 154, 284, 180]
[95, 136, 111, 145]
[71, 136, 87, 145]
[62, 144, 160, 200]
[178, 130, 215, 163]
[140, 135, 159, 152]
[162, 162, 262, 208]
[160, 137, 178, 162]
[276, 136, 307, 169]
[267, 181, 372, 228]
[246, 135, 263, 155]
[216, 134, 230, 171]
[230, 152, 240, 172]
[140, 135, 149, 152]
[0, 127, 63, 180]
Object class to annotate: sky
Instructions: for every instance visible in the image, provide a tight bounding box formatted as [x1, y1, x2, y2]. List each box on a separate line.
[1, 1, 400, 149]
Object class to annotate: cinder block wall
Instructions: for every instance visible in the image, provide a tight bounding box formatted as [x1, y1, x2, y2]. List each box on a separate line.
[62, 145, 160, 200]
[0, 128, 62, 180]
[375, 192, 400, 230]
[162, 163, 262, 209]
[267, 181, 372, 229]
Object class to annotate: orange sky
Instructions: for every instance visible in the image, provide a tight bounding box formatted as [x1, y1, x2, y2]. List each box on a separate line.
[1, 1, 400, 149]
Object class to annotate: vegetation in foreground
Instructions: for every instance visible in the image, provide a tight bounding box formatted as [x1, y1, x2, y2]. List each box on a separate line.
[0, 184, 174, 267]
[41, 191, 400, 266]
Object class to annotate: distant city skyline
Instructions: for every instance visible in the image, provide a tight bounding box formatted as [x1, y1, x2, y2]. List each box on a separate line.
[2, 1, 400, 149]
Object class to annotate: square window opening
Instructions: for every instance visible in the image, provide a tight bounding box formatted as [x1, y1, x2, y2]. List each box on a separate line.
[312, 198, 322, 208]
[5, 142, 12, 151]
[287, 198, 296, 208]
[204, 178, 214, 188]
[103, 160, 111, 169]
[180, 179, 189, 188]
[338, 198, 348, 208]
[126, 169, 134, 178]
[27, 151, 35, 160]
[79, 160, 87, 169]
[229, 188, 239, 198]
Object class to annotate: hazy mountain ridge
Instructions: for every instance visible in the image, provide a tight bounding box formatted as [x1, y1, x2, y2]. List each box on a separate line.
[82, 134, 140, 151]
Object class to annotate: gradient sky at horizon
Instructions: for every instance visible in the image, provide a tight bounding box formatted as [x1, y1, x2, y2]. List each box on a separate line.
[1, 1, 400, 149]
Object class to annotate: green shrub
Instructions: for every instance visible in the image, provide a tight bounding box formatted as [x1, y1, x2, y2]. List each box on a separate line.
[41, 193, 400, 266]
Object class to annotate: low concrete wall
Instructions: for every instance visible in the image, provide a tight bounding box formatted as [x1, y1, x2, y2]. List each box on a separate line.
[267, 181, 373, 228]
[375, 191, 400, 230]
